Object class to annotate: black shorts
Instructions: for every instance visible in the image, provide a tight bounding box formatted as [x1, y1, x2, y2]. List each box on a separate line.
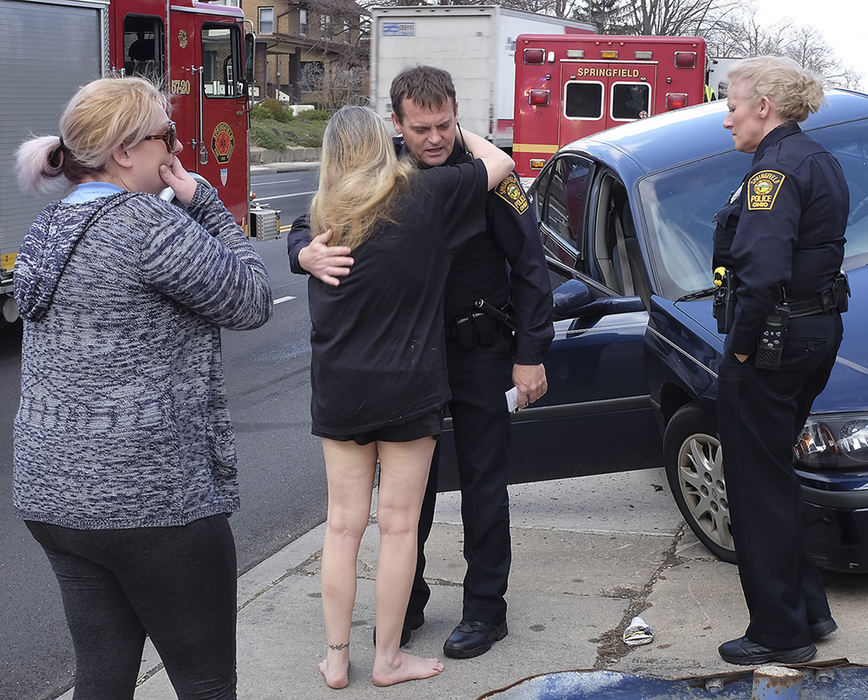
[314, 409, 444, 446]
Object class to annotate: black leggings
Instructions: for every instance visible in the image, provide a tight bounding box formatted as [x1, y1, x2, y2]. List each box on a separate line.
[26, 515, 237, 700]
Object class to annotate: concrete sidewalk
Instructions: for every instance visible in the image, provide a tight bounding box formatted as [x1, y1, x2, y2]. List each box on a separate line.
[62, 468, 865, 699]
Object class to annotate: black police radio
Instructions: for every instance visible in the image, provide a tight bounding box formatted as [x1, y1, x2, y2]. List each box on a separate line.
[755, 304, 790, 370]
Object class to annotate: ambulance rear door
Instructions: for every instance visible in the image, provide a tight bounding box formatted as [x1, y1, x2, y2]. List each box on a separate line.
[558, 60, 655, 146]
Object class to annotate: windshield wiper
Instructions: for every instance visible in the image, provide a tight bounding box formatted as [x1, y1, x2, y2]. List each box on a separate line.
[675, 286, 717, 303]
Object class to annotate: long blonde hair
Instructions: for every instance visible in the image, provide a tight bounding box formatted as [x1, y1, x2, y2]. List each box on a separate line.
[310, 105, 415, 250]
[17, 76, 170, 194]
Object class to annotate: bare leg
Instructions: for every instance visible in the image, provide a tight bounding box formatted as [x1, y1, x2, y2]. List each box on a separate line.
[372, 438, 445, 687]
[318, 438, 377, 689]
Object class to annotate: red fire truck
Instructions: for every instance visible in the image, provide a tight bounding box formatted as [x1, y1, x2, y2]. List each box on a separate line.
[513, 34, 707, 178]
[1, 0, 260, 324]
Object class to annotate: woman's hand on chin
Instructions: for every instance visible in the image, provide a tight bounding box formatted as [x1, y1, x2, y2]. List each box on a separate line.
[159, 158, 197, 207]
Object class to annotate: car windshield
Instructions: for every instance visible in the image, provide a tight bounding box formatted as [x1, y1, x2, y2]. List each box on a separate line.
[638, 120, 868, 300]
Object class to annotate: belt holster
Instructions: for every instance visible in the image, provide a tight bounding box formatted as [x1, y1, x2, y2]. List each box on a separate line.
[454, 312, 496, 350]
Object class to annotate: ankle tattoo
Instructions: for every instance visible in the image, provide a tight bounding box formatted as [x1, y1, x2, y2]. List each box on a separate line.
[328, 642, 349, 651]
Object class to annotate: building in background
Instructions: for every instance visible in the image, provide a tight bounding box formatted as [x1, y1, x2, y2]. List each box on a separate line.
[241, 0, 367, 106]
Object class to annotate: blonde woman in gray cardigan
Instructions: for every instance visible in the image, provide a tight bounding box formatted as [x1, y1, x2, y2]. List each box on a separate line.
[14, 76, 271, 700]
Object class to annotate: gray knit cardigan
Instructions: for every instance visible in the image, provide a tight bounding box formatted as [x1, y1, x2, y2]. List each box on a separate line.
[13, 184, 272, 529]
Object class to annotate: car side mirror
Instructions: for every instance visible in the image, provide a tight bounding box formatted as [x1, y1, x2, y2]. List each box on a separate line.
[552, 279, 595, 320]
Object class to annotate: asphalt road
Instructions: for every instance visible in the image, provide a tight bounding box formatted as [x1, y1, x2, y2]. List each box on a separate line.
[0, 169, 323, 700]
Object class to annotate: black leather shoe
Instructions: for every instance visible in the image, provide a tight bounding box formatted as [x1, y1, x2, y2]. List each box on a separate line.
[718, 636, 816, 665]
[372, 611, 425, 648]
[810, 617, 837, 641]
[443, 619, 508, 659]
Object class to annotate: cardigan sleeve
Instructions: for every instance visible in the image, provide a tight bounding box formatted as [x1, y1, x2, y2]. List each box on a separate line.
[139, 185, 273, 330]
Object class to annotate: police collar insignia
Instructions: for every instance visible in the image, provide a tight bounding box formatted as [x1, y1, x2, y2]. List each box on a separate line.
[747, 170, 786, 211]
[494, 173, 528, 214]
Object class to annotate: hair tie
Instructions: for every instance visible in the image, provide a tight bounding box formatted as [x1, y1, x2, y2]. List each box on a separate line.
[48, 136, 65, 169]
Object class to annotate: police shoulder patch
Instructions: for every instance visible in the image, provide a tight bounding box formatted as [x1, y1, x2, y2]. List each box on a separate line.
[494, 173, 528, 214]
[747, 170, 786, 211]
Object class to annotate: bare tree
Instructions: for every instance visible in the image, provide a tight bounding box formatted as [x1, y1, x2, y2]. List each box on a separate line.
[614, 0, 741, 36]
[352, 0, 861, 89]
[715, 7, 862, 90]
[575, 0, 629, 32]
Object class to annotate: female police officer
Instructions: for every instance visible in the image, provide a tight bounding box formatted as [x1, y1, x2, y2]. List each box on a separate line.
[713, 56, 849, 665]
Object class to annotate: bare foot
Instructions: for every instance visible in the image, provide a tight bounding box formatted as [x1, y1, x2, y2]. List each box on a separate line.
[372, 651, 444, 687]
[318, 655, 349, 690]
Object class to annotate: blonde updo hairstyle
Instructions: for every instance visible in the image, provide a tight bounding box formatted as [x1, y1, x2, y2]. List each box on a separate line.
[310, 105, 416, 251]
[727, 56, 825, 123]
[17, 76, 170, 194]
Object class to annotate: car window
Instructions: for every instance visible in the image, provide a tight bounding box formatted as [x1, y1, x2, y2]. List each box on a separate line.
[812, 121, 868, 268]
[539, 155, 594, 258]
[590, 174, 643, 296]
[638, 118, 868, 299]
[638, 149, 748, 298]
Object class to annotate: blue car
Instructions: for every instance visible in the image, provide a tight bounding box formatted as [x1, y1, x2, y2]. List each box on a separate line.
[442, 90, 868, 572]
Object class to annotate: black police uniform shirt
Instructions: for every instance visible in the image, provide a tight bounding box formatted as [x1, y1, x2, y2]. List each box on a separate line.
[712, 122, 848, 356]
[431, 139, 553, 365]
[287, 138, 554, 367]
[307, 160, 487, 435]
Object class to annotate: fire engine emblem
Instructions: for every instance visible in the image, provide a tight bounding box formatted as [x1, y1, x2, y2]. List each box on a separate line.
[220, 168, 228, 186]
[494, 173, 528, 214]
[178, 30, 188, 49]
[211, 122, 235, 164]
[747, 170, 785, 211]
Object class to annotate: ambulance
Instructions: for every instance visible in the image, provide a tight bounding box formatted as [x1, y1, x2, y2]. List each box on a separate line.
[513, 34, 707, 178]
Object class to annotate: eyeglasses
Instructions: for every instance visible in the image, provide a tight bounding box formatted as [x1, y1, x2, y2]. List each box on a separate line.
[142, 121, 177, 152]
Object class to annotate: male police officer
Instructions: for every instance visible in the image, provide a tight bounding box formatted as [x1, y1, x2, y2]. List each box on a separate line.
[287, 66, 553, 659]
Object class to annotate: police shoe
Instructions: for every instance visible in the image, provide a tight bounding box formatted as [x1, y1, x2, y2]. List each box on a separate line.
[810, 617, 837, 641]
[718, 636, 817, 665]
[443, 619, 508, 659]
[372, 611, 425, 648]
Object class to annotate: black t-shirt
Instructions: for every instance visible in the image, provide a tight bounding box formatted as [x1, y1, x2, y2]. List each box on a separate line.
[308, 160, 488, 435]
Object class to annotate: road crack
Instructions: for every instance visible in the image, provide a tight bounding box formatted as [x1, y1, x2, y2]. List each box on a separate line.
[592, 524, 687, 669]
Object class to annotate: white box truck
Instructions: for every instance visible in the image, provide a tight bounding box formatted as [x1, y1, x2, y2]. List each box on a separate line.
[707, 56, 742, 99]
[369, 5, 594, 147]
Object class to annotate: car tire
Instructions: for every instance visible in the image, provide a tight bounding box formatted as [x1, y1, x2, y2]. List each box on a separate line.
[663, 403, 736, 563]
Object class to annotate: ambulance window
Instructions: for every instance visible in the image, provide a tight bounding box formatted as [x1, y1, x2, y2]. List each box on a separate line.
[202, 24, 243, 97]
[612, 83, 650, 120]
[123, 15, 164, 81]
[564, 82, 603, 120]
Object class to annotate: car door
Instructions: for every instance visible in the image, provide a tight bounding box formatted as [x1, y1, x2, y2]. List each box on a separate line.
[507, 154, 662, 483]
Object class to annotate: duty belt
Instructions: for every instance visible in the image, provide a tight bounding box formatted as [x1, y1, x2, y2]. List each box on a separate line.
[787, 274, 849, 318]
[446, 301, 515, 351]
[788, 291, 837, 318]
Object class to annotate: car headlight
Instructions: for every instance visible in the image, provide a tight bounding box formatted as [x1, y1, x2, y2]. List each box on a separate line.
[794, 414, 868, 469]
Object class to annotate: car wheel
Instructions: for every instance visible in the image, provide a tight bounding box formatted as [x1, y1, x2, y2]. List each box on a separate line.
[663, 404, 736, 563]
